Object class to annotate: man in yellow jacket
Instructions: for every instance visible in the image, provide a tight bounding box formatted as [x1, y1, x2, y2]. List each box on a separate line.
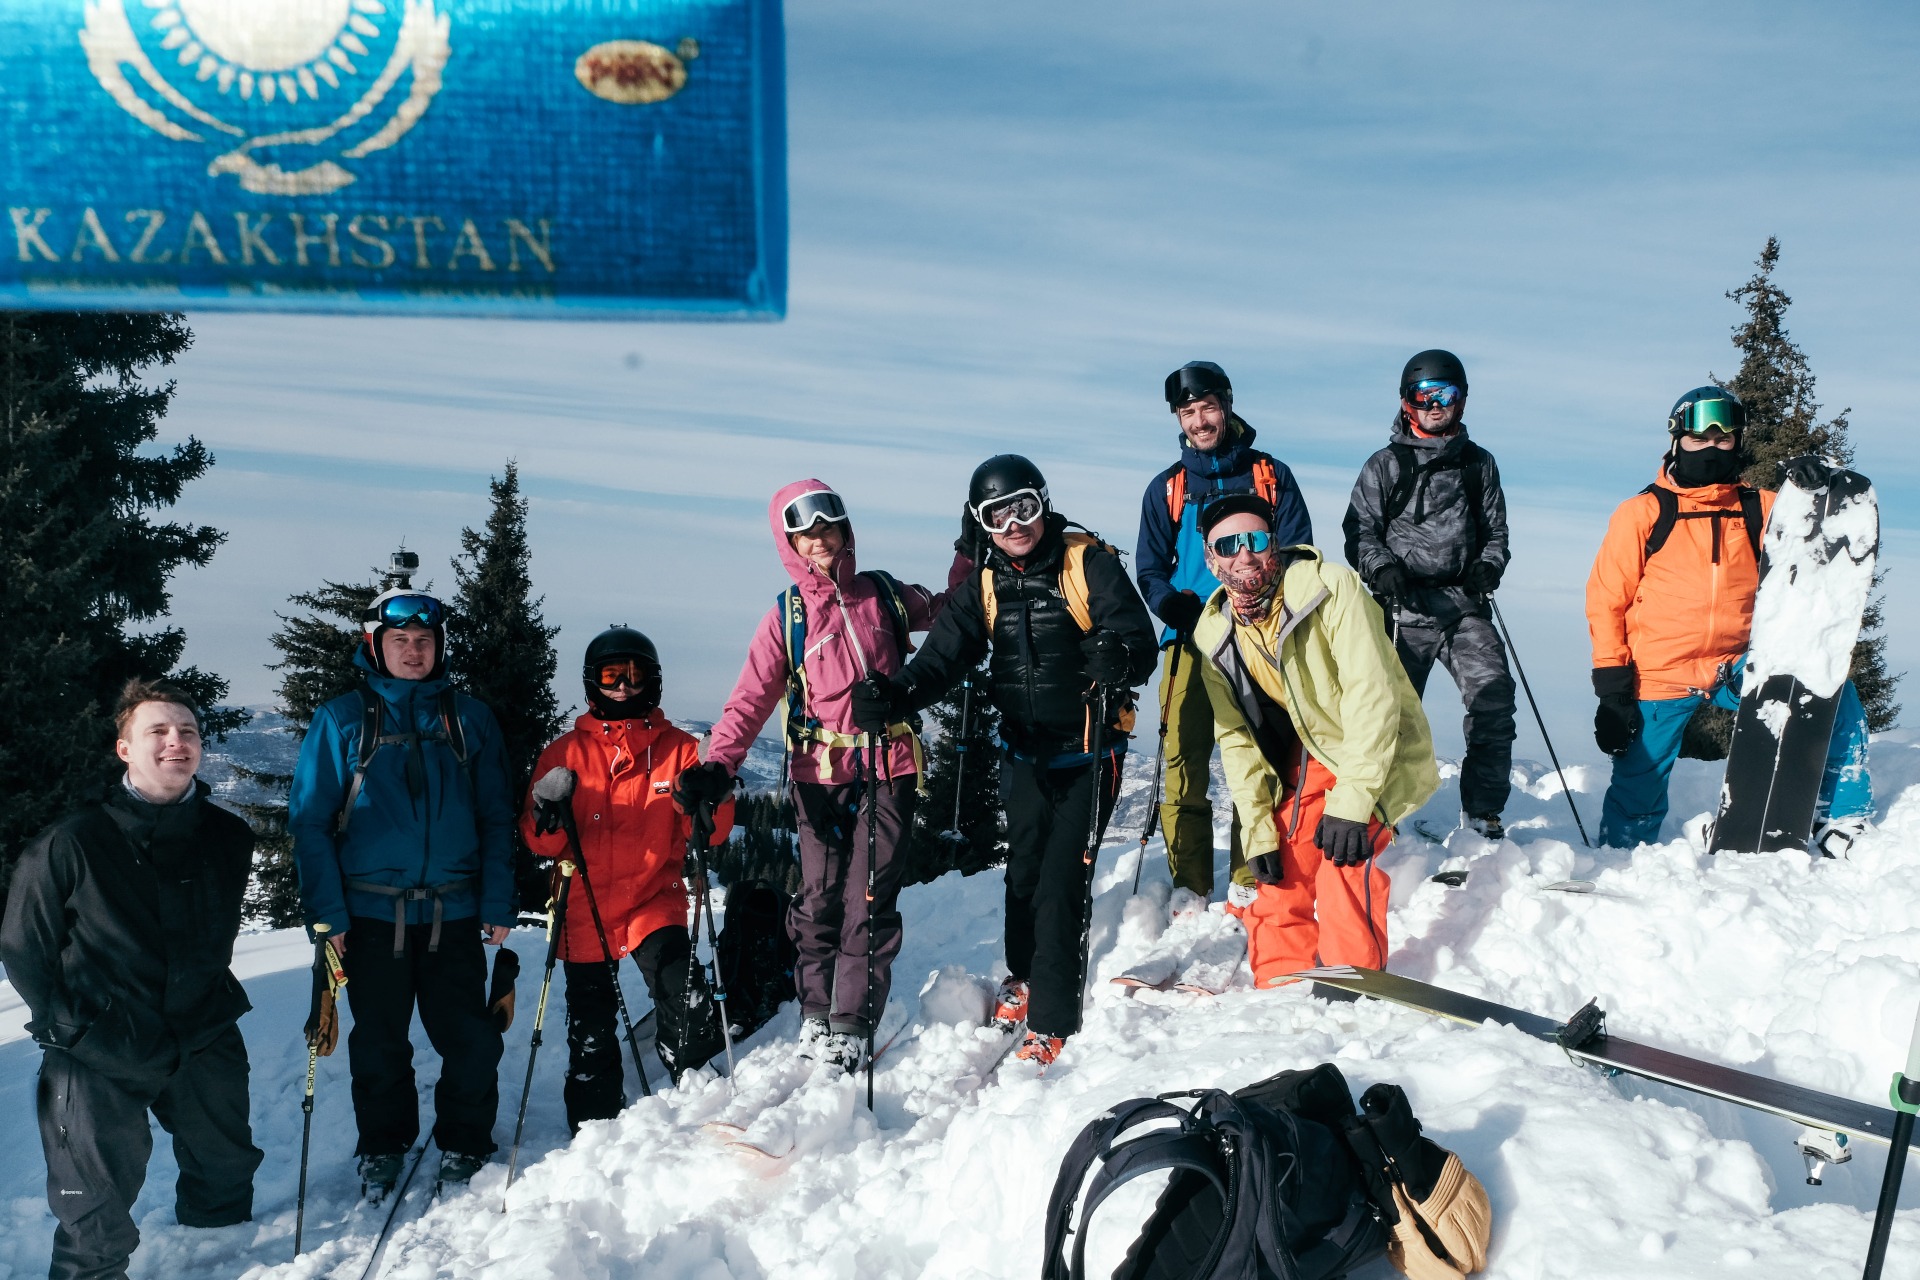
[1192, 493, 1440, 986]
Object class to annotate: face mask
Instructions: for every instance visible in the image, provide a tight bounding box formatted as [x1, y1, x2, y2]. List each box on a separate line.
[1669, 445, 1742, 488]
[1215, 554, 1281, 624]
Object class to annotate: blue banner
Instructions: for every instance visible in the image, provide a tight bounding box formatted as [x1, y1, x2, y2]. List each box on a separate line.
[0, 1, 786, 318]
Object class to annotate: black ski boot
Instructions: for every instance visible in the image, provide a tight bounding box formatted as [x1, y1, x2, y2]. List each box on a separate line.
[437, 1150, 487, 1190]
[359, 1152, 405, 1204]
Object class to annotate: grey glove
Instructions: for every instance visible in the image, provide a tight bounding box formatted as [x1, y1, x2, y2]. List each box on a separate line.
[531, 766, 576, 836]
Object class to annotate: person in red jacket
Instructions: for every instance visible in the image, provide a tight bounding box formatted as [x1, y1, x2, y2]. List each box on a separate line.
[522, 626, 734, 1129]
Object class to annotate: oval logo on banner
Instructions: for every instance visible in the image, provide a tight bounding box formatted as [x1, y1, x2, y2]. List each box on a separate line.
[80, 0, 451, 196]
[574, 39, 692, 105]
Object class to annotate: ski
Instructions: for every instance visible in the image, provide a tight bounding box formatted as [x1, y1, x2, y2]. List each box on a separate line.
[1427, 869, 1598, 894]
[355, 1142, 434, 1280]
[1710, 463, 1878, 855]
[1296, 965, 1901, 1144]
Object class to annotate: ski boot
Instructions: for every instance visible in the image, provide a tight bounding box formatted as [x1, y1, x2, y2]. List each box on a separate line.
[1467, 813, 1504, 840]
[1812, 816, 1868, 859]
[819, 1031, 870, 1074]
[1015, 1031, 1065, 1067]
[796, 1014, 831, 1062]
[1168, 887, 1208, 922]
[1223, 880, 1259, 921]
[437, 1150, 487, 1189]
[990, 978, 1029, 1033]
[358, 1152, 405, 1204]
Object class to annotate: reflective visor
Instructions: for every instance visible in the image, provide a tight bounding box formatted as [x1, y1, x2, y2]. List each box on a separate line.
[593, 658, 654, 689]
[1210, 530, 1273, 558]
[1674, 397, 1741, 436]
[1405, 380, 1463, 410]
[375, 594, 444, 629]
[976, 489, 1046, 534]
[780, 489, 850, 534]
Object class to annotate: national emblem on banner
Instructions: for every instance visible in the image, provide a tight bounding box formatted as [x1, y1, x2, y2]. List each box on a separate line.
[80, 0, 451, 196]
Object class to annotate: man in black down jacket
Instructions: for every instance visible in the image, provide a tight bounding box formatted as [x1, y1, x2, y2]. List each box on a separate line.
[853, 455, 1158, 1068]
[1341, 349, 1517, 837]
[1, 679, 262, 1280]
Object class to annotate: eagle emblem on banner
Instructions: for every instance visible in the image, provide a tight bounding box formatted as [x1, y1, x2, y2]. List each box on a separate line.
[80, 0, 451, 196]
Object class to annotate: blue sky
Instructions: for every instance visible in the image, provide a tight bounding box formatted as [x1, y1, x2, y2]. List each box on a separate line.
[158, 0, 1920, 769]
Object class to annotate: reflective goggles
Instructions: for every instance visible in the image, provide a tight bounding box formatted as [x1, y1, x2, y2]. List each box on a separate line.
[975, 489, 1046, 534]
[1209, 530, 1273, 558]
[1671, 397, 1742, 437]
[373, 594, 444, 629]
[1405, 380, 1463, 411]
[593, 658, 657, 690]
[780, 490, 850, 535]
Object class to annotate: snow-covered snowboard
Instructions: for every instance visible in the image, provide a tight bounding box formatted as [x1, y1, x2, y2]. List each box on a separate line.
[1710, 461, 1878, 855]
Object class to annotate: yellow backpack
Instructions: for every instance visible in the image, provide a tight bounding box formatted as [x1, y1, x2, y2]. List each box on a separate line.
[980, 531, 1138, 736]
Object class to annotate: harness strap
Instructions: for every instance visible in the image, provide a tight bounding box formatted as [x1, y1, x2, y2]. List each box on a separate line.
[345, 875, 479, 957]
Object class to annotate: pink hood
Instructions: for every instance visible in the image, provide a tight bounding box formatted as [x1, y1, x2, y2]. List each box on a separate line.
[706, 480, 966, 786]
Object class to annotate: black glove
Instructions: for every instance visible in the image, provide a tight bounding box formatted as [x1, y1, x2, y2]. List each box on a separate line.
[1315, 815, 1373, 867]
[1782, 454, 1832, 492]
[672, 761, 734, 812]
[1080, 630, 1133, 687]
[955, 503, 983, 557]
[1592, 665, 1642, 756]
[530, 765, 576, 836]
[1464, 560, 1503, 597]
[851, 673, 908, 735]
[1157, 590, 1205, 637]
[1344, 1082, 1450, 1205]
[1248, 852, 1283, 885]
[1370, 560, 1410, 602]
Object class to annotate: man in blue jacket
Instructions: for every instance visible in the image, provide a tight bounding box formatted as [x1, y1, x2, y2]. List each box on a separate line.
[289, 581, 515, 1196]
[1135, 362, 1313, 910]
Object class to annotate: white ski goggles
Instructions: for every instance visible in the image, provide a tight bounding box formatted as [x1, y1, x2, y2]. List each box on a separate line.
[780, 489, 850, 534]
[974, 489, 1047, 534]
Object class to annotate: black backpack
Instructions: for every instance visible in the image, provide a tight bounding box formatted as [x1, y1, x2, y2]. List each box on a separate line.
[714, 878, 799, 1039]
[1041, 1063, 1390, 1280]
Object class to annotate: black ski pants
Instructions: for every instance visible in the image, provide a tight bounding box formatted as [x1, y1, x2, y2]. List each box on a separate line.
[562, 924, 710, 1132]
[789, 774, 913, 1036]
[1002, 750, 1121, 1039]
[36, 1026, 262, 1280]
[342, 916, 503, 1159]
[1394, 611, 1517, 820]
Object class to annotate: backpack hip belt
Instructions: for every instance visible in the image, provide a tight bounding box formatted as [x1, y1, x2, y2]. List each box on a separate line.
[346, 875, 479, 957]
[793, 720, 928, 794]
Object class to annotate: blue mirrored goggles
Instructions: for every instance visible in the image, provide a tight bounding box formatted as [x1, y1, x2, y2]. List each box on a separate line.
[1405, 380, 1463, 410]
[374, 594, 444, 629]
[1209, 530, 1273, 558]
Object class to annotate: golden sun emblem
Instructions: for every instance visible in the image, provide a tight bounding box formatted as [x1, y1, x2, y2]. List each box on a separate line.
[81, 0, 451, 195]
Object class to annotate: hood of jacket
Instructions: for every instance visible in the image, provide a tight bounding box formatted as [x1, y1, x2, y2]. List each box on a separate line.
[352, 644, 454, 712]
[1176, 416, 1263, 479]
[1389, 413, 1474, 459]
[770, 478, 859, 606]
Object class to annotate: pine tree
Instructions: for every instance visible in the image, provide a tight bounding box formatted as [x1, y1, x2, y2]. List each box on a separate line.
[446, 461, 565, 914]
[1681, 239, 1902, 759]
[904, 661, 1004, 884]
[0, 312, 242, 899]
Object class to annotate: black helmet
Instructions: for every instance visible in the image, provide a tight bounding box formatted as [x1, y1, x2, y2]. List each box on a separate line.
[1165, 361, 1232, 410]
[583, 625, 661, 720]
[1667, 386, 1746, 437]
[1399, 349, 1469, 400]
[968, 454, 1050, 516]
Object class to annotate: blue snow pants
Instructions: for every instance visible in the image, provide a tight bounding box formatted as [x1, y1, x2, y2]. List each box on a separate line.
[1599, 678, 1872, 849]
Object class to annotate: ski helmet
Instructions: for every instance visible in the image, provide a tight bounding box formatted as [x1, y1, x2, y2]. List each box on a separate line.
[968, 455, 1051, 530]
[583, 625, 662, 720]
[1667, 386, 1746, 438]
[362, 586, 447, 679]
[1399, 350, 1469, 401]
[1164, 361, 1233, 411]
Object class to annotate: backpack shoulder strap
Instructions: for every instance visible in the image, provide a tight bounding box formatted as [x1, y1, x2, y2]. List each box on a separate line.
[1252, 457, 1278, 506]
[980, 566, 999, 633]
[1381, 443, 1421, 524]
[1738, 486, 1763, 557]
[336, 686, 383, 835]
[1060, 532, 1117, 633]
[1460, 441, 1488, 548]
[778, 586, 809, 728]
[438, 687, 470, 765]
[1041, 1098, 1217, 1280]
[859, 569, 916, 657]
[1641, 484, 1679, 558]
[1164, 467, 1187, 523]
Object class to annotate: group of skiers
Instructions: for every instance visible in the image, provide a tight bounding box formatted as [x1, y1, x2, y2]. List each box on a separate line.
[0, 349, 1879, 1280]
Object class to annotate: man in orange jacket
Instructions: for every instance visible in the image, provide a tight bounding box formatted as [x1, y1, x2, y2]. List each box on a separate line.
[1586, 387, 1872, 851]
[522, 627, 735, 1128]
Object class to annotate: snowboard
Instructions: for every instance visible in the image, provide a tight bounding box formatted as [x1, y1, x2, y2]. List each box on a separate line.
[1296, 965, 1900, 1144]
[1710, 462, 1879, 855]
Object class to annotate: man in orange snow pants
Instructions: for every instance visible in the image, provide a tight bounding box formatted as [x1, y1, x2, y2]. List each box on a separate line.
[1190, 493, 1441, 986]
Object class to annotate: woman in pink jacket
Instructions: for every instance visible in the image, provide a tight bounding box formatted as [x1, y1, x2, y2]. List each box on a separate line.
[676, 480, 969, 1071]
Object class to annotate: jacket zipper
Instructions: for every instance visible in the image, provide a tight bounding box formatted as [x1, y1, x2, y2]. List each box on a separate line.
[833, 585, 872, 678]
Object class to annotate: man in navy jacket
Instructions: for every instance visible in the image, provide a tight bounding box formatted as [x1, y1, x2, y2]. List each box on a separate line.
[1135, 362, 1312, 909]
[289, 583, 514, 1195]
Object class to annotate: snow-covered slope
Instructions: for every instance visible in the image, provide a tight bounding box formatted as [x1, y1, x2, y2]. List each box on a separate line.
[6, 737, 1920, 1279]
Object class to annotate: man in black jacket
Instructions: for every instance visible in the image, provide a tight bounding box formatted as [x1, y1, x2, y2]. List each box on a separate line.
[1342, 350, 1517, 838]
[853, 455, 1158, 1067]
[1, 679, 262, 1280]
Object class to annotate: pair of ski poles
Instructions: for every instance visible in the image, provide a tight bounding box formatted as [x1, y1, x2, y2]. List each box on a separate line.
[294, 928, 347, 1257]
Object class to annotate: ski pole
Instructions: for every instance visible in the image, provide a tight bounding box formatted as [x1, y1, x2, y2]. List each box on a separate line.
[1489, 598, 1592, 848]
[864, 731, 888, 1110]
[1075, 686, 1116, 1009]
[503, 858, 574, 1201]
[560, 807, 654, 1100]
[1134, 639, 1183, 893]
[1863, 998, 1920, 1279]
[295, 930, 344, 1257]
[940, 530, 985, 854]
[689, 800, 738, 1087]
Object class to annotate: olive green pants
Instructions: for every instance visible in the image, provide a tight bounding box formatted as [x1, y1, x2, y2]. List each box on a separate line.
[1156, 640, 1246, 896]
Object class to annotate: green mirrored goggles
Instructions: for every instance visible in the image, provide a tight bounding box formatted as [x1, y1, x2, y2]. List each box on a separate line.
[1673, 397, 1742, 436]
